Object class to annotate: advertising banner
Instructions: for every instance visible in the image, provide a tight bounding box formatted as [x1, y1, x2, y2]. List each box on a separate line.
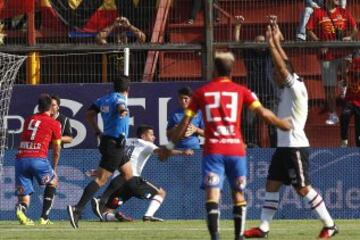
[6, 82, 203, 149]
[1, 148, 359, 220]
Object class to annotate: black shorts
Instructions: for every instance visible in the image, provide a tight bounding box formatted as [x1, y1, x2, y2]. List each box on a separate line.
[107, 177, 160, 209]
[267, 147, 311, 188]
[98, 135, 128, 173]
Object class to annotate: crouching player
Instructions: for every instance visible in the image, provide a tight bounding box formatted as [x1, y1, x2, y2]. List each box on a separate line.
[91, 125, 193, 222]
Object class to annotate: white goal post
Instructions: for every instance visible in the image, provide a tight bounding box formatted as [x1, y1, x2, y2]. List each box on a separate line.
[0, 52, 26, 177]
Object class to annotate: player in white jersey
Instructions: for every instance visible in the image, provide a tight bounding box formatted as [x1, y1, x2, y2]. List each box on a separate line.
[90, 125, 193, 222]
[245, 23, 337, 239]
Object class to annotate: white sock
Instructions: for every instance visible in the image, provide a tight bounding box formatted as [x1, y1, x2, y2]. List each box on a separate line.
[259, 192, 279, 232]
[103, 212, 117, 222]
[304, 189, 334, 227]
[144, 195, 163, 217]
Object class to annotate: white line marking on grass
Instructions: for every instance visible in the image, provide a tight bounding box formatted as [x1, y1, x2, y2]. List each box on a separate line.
[1, 227, 234, 232]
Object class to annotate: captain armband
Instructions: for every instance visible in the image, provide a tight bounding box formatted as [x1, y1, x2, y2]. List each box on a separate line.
[249, 101, 262, 111]
[184, 109, 196, 117]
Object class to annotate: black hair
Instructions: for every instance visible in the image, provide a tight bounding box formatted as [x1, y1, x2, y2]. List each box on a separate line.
[50, 95, 60, 106]
[177, 86, 193, 97]
[214, 52, 235, 77]
[136, 125, 154, 138]
[38, 94, 52, 113]
[113, 75, 130, 92]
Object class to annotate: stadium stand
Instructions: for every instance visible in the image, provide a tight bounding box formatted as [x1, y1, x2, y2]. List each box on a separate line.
[0, 0, 359, 146]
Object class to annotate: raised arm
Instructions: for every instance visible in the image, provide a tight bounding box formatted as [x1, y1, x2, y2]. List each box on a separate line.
[271, 23, 288, 61]
[234, 15, 244, 42]
[266, 24, 290, 83]
[117, 17, 146, 43]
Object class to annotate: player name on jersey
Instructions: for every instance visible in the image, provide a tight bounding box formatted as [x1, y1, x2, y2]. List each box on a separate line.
[209, 138, 241, 144]
[19, 141, 42, 150]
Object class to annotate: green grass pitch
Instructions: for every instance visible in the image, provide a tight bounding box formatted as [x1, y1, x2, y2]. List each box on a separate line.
[0, 220, 358, 240]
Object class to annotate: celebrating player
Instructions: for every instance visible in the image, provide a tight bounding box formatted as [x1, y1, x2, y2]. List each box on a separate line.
[160, 51, 291, 240]
[67, 76, 133, 229]
[244, 23, 338, 239]
[91, 125, 193, 222]
[15, 94, 62, 225]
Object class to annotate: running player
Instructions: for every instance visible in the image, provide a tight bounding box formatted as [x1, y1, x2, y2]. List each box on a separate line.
[91, 125, 193, 222]
[67, 76, 133, 229]
[244, 23, 337, 239]
[160, 52, 292, 240]
[15, 94, 62, 225]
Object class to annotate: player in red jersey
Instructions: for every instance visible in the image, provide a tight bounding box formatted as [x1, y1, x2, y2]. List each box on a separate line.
[160, 52, 292, 240]
[15, 94, 61, 225]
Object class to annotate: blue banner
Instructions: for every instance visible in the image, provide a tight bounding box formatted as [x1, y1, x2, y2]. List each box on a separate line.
[1, 148, 359, 220]
[7, 82, 204, 149]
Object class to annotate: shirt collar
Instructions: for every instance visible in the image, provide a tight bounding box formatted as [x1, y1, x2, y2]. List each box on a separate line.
[212, 77, 232, 83]
[53, 112, 60, 119]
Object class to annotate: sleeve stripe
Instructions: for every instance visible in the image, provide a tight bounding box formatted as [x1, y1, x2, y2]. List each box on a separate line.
[249, 101, 262, 110]
[285, 74, 295, 88]
[184, 109, 196, 117]
[53, 139, 62, 145]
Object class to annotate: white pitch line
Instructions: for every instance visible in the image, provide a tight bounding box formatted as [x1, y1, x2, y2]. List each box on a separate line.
[0, 227, 234, 232]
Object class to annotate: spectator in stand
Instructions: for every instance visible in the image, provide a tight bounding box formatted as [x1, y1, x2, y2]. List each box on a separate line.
[234, 15, 279, 147]
[339, 50, 360, 147]
[296, 1, 324, 41]
[297, 0, 347, 41]
[307, 0, 357, 125]
[96, 16, 146, 82]
[167, 87, 205, 149]
[187, 0, 219, 24]
[96, 16, 145, 44]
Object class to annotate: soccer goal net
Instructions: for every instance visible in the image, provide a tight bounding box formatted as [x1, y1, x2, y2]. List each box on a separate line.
[0, 52, 26, 177]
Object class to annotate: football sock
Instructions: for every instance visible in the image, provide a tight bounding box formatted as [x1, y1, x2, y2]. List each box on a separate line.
[99, 174, 125, 207]
[259, 192, 279, 232]
[206, 201, 220, 240]
[41, 185, 56, 220]
[76, 180, 100, 212]
[304, 189, 334, 227]
[103, 212, 116, 222]
[233, 201, 247, 238]
[105, 194, 122, 209]
[16, 202, 28, 213]
[144, 195, 163, 217]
